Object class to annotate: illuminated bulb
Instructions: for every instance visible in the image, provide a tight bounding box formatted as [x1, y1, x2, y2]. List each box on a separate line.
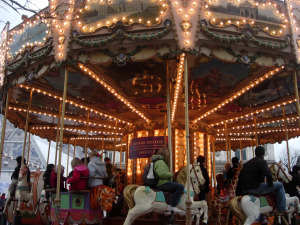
[179, 8, 182, 12]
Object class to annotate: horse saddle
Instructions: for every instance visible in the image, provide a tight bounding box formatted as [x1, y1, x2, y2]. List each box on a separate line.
[144, 186, 172, 205]
[247, 193, 276, 209]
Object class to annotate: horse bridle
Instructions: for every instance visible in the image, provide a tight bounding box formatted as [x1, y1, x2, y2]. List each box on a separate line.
[274, 162, 291, 182]
[190, 165, 204, 193]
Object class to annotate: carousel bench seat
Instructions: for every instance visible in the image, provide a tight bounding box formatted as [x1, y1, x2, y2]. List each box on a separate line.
[44, 189, 56, 193]
[70, 190, 90, 193]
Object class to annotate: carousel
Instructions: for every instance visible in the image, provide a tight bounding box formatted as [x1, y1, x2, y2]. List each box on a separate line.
[0, 0, 300, 224]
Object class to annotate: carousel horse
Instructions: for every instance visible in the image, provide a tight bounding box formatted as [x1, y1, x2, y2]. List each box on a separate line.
[209, 164, 242, 225]
[13, 164, 34, 214]
[230, 161, 300, 225]
[123, 164, 208, 225]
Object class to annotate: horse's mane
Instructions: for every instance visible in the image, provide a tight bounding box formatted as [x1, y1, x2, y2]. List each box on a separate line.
[269, 164, 276, 181]
[175, 165, 188, 185]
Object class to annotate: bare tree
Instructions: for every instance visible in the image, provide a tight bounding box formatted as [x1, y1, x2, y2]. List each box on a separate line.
[0, 0, 40, 14]
[278, 148, 300, 171]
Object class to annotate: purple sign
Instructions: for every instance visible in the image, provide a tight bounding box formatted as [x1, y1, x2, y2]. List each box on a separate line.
[129, 136, 167, 159]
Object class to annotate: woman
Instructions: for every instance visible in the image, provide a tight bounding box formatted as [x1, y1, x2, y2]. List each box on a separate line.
[196, 155, 210, 201]
[87, 150, 107, 188]
[43, 164, 54, 189]
[152, 148, 184, 213]
[50, 165, 67, 192]
[67, 158, 89, 191]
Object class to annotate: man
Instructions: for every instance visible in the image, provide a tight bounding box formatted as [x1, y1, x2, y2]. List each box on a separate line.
[227, 157, 239, 181]
[240, 146, 286, 213]
[196, 155, 210, 200]
[152, 148, 184, 213]
[284, 165, 300, 199]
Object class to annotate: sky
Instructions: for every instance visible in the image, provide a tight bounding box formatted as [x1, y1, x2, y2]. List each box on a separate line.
[0, 0, 299, 162]
[0, 0, 48, 31]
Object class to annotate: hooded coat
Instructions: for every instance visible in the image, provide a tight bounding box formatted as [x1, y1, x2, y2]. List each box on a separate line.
[87, 157, 107, 188]
[284, 165, 300, 198]
[151, 155, 172, 187]
[67, 165, 89, 190]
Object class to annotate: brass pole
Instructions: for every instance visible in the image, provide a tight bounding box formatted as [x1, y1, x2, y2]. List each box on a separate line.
[84, 111, 90, 165]
[101, 137, 104, 162]
[54, 67, 68, 207]
[239, 139, 243, 163]
[0, 89, 10, 177]
[225, 123, 229, 163]
[184, 56, 192, 225]
[166, 60, 173, 171]
[228, 138, 231, 161]
[113, 121, 118, 166]
[47, 127, 53, 165]
[283, 106, 291, 171]
[26, 130, 31, 163]
[212, 136, 216, 188]
[119, 138, 124, 169]
[293, 69, 300, 128]
[55, 101, 62, 166]
[252, 139, 255, 158]
[66, 141, 70, 176]
[73, 142, 76, 159]
[22, 89, 33, 166]
[164, 113, 167, 147]
[254, 115, 258, 146]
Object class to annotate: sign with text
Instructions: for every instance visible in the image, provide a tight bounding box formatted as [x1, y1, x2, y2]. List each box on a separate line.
[129, 136, 167, 159]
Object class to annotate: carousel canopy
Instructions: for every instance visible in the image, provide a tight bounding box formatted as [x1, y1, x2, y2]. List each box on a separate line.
[0, 0, 300, 151]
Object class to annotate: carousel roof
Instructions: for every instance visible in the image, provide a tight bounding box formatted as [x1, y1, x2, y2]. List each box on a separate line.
[1, 0, 300, 151]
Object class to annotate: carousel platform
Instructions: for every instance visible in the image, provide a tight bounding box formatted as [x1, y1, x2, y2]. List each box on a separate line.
[103, 215, 234, 225]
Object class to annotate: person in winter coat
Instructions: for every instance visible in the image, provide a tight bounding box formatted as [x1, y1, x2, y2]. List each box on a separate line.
[9, 156, 31, 198]
[104, 157, 113, 186]
[240, 146, 287, 213]
[87, 150, 107, 188]
[67, 158, 89, 191]
[50, 165, 67, 192]
[152, 148, 184, 214]
[284, 165, 300, 199]
[227, 157, 240, 181]
[0, 193, 6, 212]
[43, 164, 54, 189]
[196, 155, 210, 201]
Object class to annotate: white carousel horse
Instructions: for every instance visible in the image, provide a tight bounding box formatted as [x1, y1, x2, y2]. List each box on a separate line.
[14, 164, 34, 214]
[123, 164, 208, 225]
[230, 161, 300, 225]
[5, 169, 48, 225]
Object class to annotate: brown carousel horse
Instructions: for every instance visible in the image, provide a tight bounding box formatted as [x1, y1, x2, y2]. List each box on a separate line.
[209, 165, 242, 225]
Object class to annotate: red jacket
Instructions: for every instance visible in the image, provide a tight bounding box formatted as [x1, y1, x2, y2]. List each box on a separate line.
[67, 165, 89, 191]
[50, 171, 66, 189]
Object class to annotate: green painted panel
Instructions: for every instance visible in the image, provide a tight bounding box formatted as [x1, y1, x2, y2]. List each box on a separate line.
[61, 194, 70, 209]
[72, 194, 84, 209]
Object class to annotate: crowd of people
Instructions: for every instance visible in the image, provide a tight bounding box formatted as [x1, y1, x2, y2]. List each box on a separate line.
[45, 150, 112, 192]
[7, 150, 114, 200]
[5, 145, 300, 219]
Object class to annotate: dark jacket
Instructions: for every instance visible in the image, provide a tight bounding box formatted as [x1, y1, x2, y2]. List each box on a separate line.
[199, 164, 210, 193]
[227, 164, 238, 181]
[43, 170, 52, 189]
[11, 165, 30, 183]
[240, 156, 273, 192]
[284, 170, 300, 198]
